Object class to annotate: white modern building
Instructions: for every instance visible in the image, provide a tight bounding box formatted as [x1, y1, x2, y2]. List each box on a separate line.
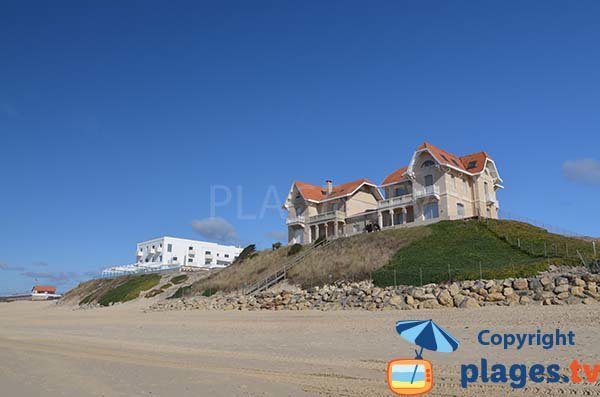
[101, 237, 242, 277]
[136, 236, 242, 268]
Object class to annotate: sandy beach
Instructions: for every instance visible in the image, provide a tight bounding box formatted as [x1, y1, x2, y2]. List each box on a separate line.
[1, 301, 599, 396]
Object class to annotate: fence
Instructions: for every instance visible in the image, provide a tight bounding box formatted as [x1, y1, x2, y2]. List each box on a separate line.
[99, 264, 181, 279]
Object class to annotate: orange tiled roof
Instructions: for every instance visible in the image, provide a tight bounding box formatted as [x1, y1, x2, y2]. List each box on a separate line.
[382, 143, 493, 186]
[459, 151, 489, 173]
[417, 142, 468, 171]
[381, 166, 408, 186]
[295, 178, 376, 202]
[32, 285, 56, 294]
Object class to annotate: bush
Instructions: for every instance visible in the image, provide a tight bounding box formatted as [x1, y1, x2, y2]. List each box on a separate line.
[287, 243, 303, 257]
[234, 244, 257, 264]
[202, 287, 217, 297]
[170, 274, 188, 285]
[169, 285, 192, 299]
[272, 242, 282, 250]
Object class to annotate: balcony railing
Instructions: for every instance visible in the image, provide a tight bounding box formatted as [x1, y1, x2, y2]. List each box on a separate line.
[286, 215, 306, 225]
[378, 194, 413, 210]
[308, 210, 345, 224]
[414, 185, 440, 199]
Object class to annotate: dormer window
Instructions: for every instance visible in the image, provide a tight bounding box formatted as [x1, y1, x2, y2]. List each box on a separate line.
[421, 160, 435, 168]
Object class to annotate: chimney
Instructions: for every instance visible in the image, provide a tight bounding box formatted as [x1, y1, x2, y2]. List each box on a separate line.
[325, 180, 333, 195]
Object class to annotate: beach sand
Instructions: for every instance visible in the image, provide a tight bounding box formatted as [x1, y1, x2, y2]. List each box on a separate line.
[0, 301, 599, 396]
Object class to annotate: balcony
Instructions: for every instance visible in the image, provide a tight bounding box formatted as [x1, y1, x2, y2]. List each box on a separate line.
[414, 185, 440, 200]
[308, 210, 345, 224]
[378, 194, 413, 210]
[286, 215, 306, 226]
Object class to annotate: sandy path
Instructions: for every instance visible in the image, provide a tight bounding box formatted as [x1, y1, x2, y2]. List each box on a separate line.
[0, 301, 599, 396]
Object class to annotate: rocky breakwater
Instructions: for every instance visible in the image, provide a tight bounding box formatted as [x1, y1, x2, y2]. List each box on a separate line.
[150, 270, 600, 312]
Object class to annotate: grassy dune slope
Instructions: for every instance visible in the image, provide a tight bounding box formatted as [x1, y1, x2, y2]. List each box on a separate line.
[63, 219, 597, 303]
[190, 227, 429, 294]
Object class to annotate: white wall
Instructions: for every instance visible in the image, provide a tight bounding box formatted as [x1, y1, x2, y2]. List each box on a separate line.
[136, 237, 242, 269]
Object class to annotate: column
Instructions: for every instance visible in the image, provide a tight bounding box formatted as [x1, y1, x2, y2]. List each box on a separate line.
[333, 221, 338, 237]
[390, 209, 395, 227]
[401, 207, 407, 224]
[323, 223, 328, 238]
[378, 211, 383, 228]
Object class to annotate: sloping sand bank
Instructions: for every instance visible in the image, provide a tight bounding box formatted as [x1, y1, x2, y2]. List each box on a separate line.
[1, 301, 599, 396]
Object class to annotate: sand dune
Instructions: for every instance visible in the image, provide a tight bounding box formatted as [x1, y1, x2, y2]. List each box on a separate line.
[0, 301, 599, 396]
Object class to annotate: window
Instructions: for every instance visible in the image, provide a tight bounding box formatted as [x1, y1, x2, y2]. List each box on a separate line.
[463, 179, 468, 194]
[424, 202, 439, 220]
[173, 256, 178, 261]
[205, 259, 212, 265]
[159, 255, 163, 261]
[353, 224, 361, 233]
[484, 182, 489, 197]
[167, 244, 172, 253]
[188, 258, 193, 263]
[189, 246, 193, 250]
[457, 203, 465, 217]
[205, 251, 211, 255]
[467, 160, 477, 170]
[424, 175, 433, 187]
[225, 254, 229, 258]
[217, 253, 220, 257]
[421, 160, 435, 168]
[189, 254, 195, 258]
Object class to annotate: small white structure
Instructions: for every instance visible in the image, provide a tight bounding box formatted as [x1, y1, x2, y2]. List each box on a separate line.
[102, 237, 242, 277]
[31, 285, 61, 301]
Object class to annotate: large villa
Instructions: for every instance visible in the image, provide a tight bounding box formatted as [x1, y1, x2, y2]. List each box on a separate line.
[284, 142, 503, 244]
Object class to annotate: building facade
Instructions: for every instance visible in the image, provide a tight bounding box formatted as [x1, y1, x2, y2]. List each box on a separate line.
[284, 142, 503, 244]
[136, 236, 242, 268]
[101, 237, 243, 277]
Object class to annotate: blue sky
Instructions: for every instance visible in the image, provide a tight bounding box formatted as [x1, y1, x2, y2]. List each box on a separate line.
[1, 1, 599, 294]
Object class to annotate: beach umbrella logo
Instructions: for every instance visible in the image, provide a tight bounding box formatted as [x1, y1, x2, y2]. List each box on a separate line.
[386, 320, 460, 396]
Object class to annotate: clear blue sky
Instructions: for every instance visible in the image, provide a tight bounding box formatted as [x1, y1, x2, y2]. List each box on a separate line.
[1, 1, 599, 294]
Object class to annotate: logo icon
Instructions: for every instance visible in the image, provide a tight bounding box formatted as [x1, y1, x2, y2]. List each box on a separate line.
[387, 320, 460, 396]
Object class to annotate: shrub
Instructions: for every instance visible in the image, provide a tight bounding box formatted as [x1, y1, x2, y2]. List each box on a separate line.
[170, 274, 188, 285]
[234, 244, 257, 264]
[287, 243, 303, 256]
[169, 285, 192, 299]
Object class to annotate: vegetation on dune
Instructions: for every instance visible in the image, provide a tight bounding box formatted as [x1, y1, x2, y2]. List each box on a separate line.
[373, 219, 596, 287]
[170, 274, 188, 285]
[190, 227, 427, 293]
[67, 219, 597, 304]
[169, 285, 192, 299]
[96, 274, 161, 306]
[485, 219, 595, 263]
[234, 244, 257, 264]
[287, 243, 303, 256]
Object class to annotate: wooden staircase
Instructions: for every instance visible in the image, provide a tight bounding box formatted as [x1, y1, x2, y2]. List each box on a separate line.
[244, 239, 333, 295]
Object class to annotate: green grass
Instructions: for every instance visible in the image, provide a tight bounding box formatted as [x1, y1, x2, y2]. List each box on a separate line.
[97, 274, 161, 306]
[170, 274, 188, 285]
[484, 219, 595, 263]
[169, 285, 192, 299]
[373, 220, 545, 287]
